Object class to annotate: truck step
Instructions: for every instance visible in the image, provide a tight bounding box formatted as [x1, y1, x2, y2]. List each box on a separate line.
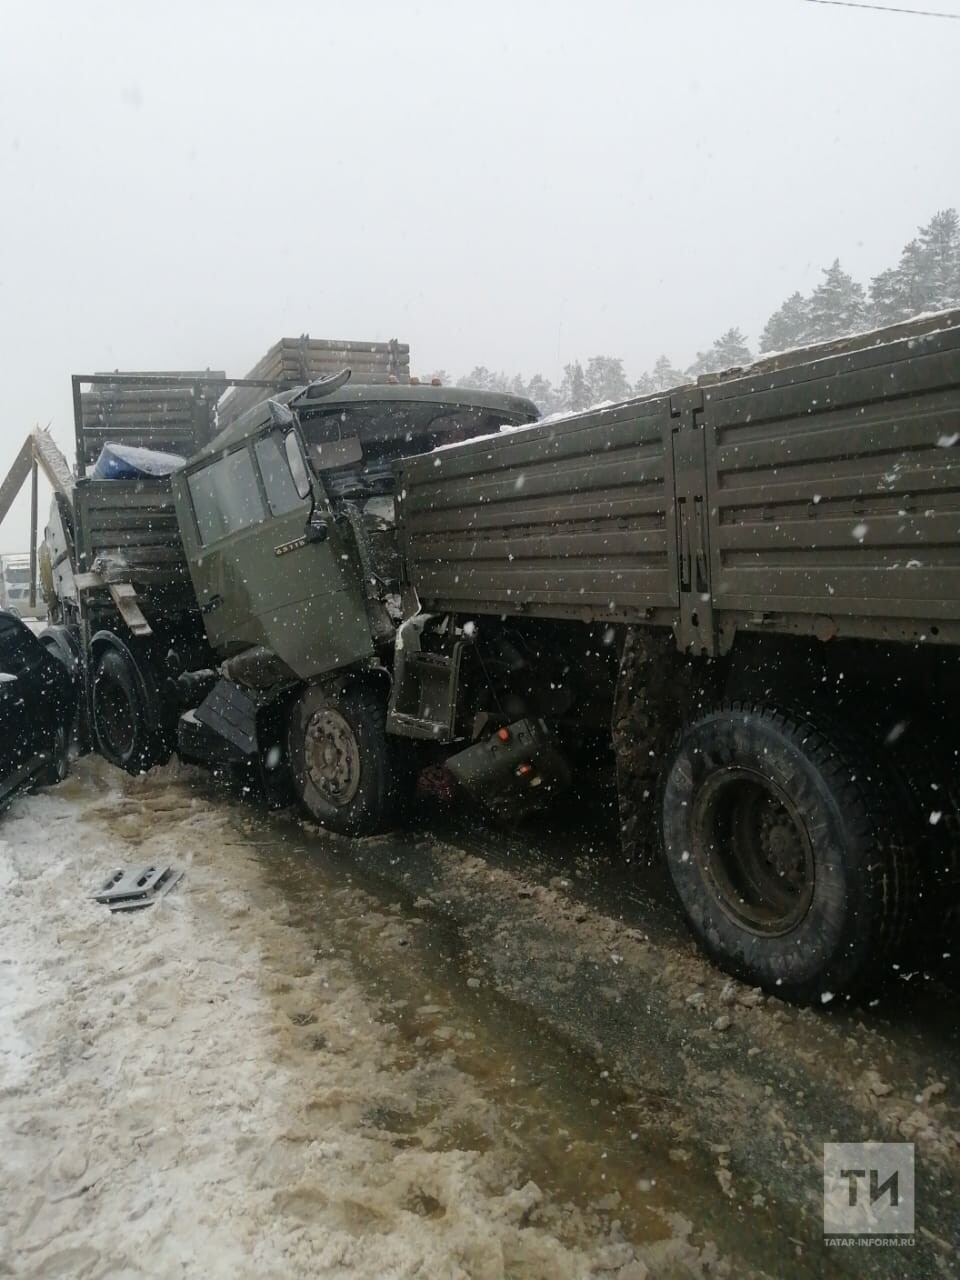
[387, 627, 463, 742]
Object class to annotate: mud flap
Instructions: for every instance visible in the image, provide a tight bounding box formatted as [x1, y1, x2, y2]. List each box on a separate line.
[178, 678, 292, 806]
[193, 678, 259, 756]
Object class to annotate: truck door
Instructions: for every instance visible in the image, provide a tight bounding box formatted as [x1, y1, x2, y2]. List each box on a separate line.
[180, 430, 373, 678]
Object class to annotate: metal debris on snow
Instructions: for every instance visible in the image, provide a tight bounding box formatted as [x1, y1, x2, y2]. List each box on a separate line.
[93, 864, 184, 913]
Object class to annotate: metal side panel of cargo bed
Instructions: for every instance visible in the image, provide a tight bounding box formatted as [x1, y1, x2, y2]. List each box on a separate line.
[395, 394, 680, 625]
[74, 477, 193, 614]
[397, 313, 960, 654]
[703, 319, 960, 643]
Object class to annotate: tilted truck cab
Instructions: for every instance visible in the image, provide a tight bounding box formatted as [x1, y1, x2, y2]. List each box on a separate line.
[173, 400, 376, 681]
[170, 379, 541, 828]
[172, 381, 539, 682]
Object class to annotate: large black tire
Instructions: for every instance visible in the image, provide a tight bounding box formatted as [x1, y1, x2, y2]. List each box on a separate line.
[660, 702, 913, 1002]
[92, 648, 166, 774]
[38, 625, 81, 681]
[287, 683, 404, 836]
[882, 716, 960, 974]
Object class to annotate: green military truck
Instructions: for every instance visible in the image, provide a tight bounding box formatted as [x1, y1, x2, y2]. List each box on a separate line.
[41, 363, 539, 782]
[44, 313, 960, 1002]
[389, 312, 960, 1003]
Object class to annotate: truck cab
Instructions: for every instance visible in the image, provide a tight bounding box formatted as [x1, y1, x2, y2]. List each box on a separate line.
[170, 379, 539, 830]
[172, 381, 538, 682]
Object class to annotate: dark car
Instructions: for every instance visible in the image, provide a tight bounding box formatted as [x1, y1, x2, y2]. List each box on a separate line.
[0, 610, 76, 809]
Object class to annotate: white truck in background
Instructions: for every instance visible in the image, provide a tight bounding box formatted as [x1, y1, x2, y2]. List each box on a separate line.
[0, 553, 46, 620]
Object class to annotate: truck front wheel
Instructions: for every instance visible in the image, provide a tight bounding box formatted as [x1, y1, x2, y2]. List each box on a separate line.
[287, 683, 402, 836]
[660, 703, 913, 1002]
[93, 648, 165, 774]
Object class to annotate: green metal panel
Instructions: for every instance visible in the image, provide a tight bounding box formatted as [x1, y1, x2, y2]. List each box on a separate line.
[399, 313, 960, 652]
[396, 396, 678, 622]
[75, 478, 189, 579]
[702, 321, 960, 624]
[73, 476, 196, 626]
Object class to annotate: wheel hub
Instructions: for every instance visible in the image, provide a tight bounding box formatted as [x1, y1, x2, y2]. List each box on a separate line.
[693, 769, 816, 937]
[304, 708, 361, 806]
[758, 805, 806, 888]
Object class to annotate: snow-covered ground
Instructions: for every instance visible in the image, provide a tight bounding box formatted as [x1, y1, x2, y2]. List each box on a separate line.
[0, 760, 698, 1280]
[4, 757, 956, 1279]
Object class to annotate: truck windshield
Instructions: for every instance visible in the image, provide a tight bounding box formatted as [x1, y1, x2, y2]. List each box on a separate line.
[187, 448, 265, 546]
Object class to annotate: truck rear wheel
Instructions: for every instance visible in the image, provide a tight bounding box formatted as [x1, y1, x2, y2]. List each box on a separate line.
[93, 648, 165, 774]
[660, 702, 913, 1002]
[287, 683, 403, 836]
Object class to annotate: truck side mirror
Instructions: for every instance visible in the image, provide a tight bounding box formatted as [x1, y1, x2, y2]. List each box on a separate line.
[283, 430, 312, 499]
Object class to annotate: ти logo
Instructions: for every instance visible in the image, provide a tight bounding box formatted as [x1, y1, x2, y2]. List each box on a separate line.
[823, 1143, 915, 1237]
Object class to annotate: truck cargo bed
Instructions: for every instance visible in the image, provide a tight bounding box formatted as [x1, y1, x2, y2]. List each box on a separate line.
[396, 312, 960, 653]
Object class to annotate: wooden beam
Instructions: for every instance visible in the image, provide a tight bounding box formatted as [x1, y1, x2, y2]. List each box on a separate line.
[29, 459, 37, 609]
[0, 436, 34, 528]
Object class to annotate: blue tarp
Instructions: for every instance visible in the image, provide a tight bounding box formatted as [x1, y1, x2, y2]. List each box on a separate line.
[91, 443, 186, 480]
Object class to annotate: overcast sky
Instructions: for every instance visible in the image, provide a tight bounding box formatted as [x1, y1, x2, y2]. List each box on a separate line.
[1, 0, 957, 548]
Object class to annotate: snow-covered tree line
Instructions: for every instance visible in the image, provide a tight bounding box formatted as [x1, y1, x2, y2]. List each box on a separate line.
[453, 207, 960, 412]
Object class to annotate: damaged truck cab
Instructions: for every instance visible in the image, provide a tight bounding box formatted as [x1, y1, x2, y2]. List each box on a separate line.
[170, 379, 540, 832]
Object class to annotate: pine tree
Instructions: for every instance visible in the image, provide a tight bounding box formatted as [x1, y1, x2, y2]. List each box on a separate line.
[459, 366, 503, 391]
[686, 347, 716, 378]
[868, 264, 907, 327]
[559, 361, 590, 411]
[711, 327, 752, 369]
[651, 355, 686, 390]
[917, 209, 960, 310]
[686, 329, 753, 379]
[807, 259, 866, 342]
[759, 292, 811, 352]
[524, 374, 562, 414]
[869, 239, 927, 325]
[584, 355, 631, 404]
[635, 356, 688, 395]
[869, 210, 960, 326]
